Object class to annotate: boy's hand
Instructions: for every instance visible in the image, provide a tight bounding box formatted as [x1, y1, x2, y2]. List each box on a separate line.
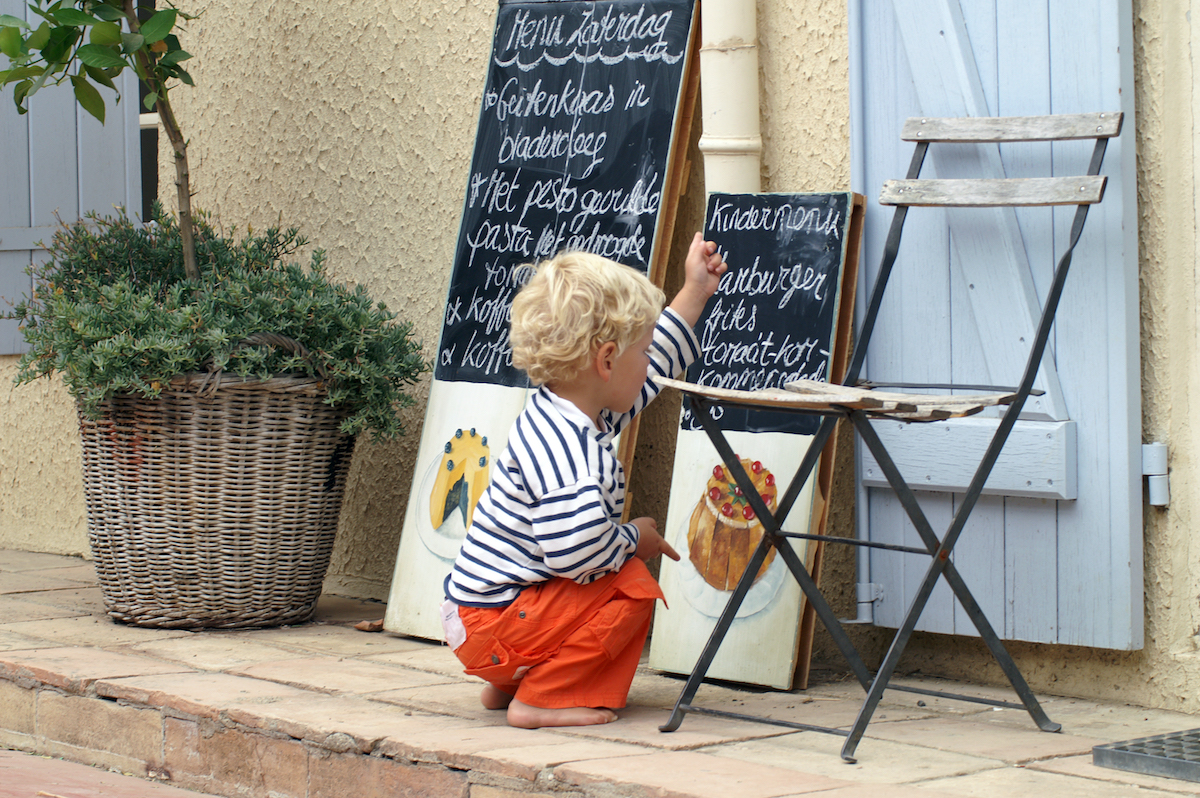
[686, 231, 727, 296]
[668, 232, 728, 327]
[632, 516, 681, 562]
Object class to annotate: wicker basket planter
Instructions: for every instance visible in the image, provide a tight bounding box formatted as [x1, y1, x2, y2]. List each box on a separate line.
[77, 372, 356, 629]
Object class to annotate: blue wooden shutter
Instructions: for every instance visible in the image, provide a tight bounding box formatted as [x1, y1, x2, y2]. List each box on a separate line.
[848, 0, 1142, 649]
[0, 0, 142, 355]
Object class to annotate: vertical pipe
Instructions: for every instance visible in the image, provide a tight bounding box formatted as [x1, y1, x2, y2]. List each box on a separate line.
[847, 0, 874, 624]
[698, 0, 762, 193]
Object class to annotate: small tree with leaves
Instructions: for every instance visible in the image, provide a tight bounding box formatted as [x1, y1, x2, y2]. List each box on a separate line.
[0, 1, 201, 280]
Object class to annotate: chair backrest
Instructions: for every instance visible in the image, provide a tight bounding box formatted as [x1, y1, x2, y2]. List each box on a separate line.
[881, 113, 1122, 209]
[845, 112, 1123, 389]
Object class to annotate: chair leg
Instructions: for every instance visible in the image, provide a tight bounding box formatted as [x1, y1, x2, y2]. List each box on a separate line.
[938, 562, 1061, 733]
[844, 412, 1059, 761]
[841, 547, 949, 762]
[660, 535, 777, 731]
[840, 551, 1061, 761]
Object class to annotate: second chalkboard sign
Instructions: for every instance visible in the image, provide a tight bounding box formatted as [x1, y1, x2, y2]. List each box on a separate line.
[683, 192, 855, 436]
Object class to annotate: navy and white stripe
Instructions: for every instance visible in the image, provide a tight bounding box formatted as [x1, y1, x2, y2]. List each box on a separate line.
[444, 308, 700, 608]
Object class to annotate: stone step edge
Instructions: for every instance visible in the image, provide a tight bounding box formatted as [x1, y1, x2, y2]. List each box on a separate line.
[0, 674, 585, 798]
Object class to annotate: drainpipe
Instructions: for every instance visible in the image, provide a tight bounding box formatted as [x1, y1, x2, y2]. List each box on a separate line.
[699, 1, 876, 626]
[847, 1, 875, 625]
[697, 0, 762, 193]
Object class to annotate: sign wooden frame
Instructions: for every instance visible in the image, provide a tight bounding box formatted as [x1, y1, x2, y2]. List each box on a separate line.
[649, 192, 864, 689]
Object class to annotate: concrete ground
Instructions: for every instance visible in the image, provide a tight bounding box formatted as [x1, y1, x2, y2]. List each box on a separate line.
[2, 548, 1199, 798]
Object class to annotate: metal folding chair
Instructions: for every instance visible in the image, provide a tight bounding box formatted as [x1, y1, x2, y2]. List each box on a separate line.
[657, 112, 1124, 762]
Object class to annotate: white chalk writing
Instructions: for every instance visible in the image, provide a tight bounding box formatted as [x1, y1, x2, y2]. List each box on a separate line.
[708, 197, 843, 240]
[681, 193, 851, 431]
[497, 5, 679, 68]
[716, 254, 828, 309]
[440, 1, 690, 382]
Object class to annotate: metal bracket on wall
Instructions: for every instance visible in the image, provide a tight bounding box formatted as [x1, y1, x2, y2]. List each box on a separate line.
[1142, 442, 1169, 507]
[842, 582, 883, 624]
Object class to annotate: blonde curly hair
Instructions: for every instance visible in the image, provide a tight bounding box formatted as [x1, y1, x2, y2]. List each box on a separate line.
[510, 251, 665, 386]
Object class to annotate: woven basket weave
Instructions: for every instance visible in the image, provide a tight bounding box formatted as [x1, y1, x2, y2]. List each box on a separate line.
[77, 371, 356, 629]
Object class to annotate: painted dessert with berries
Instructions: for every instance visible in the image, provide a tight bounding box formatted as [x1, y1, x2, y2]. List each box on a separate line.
[687, 457, 778, 591]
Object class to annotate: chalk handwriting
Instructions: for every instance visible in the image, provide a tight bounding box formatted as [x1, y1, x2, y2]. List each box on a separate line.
[438, 0, 693, 385]
[682, 191, 851, 434]
[708, 197, 843, 239]
[496, 115, 608, 179]
[459, 328, 514, 378]
[625, 80, 651, 109]
[497, 6, 681, 68]
[486, 78, 617, 123]
[715, 255, 828, 309]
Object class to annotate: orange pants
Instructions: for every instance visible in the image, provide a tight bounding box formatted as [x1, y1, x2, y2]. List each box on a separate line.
[452, 558, 664, 709]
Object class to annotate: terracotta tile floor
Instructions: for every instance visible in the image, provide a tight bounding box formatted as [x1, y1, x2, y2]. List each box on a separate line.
[2, 549, 1198, 798]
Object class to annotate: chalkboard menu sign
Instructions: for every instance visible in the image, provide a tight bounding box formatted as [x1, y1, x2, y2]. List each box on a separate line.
[682, 192, 854, 436]
[435, 0, 697, 386]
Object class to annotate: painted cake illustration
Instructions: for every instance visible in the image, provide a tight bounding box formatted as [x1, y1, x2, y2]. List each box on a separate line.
[429, 428, 490, 530]
[687, 457, 778, 591]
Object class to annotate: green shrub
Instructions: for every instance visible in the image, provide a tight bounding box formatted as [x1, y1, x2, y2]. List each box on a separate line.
[11, 207, 431, 441]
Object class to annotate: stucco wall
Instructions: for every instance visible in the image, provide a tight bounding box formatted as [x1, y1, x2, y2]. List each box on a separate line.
[4, 0, 1199, 715]
[0, 362, 87, 556]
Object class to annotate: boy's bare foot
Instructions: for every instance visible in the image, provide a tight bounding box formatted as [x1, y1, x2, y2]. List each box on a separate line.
[481, 684, 515, 710]
[507, 699, 617, 728]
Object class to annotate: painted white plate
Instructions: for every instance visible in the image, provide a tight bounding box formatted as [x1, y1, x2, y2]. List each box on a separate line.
[416, 454, 472, 562]
[671, 515, 787, 620]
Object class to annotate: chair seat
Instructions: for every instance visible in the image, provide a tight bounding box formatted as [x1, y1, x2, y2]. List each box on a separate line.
[653, 375, 1016, 421]
[785, 378, 1017, 420]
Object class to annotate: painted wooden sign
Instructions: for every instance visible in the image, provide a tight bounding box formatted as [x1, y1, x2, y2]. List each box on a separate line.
[650, 192, 857, 689]
[385, 0, 698, 640]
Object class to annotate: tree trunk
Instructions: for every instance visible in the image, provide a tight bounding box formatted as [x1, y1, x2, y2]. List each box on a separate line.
[124, 0, 199, 281]
[154, 94, 198, 281]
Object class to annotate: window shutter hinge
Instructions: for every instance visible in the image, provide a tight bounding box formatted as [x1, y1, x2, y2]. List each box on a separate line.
[1142, 442, 1169, 507]
[856, 582, 884, 604]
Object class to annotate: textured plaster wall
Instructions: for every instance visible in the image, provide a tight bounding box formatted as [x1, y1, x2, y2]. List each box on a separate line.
[1131, 0, 1200, 704]
[757, 1, 852, 191]
[4, 0, 1198, 715]
[0, 361, 87, 555]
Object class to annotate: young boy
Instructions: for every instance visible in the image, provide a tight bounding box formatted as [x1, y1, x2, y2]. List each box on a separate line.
[442, 232, 726, 729]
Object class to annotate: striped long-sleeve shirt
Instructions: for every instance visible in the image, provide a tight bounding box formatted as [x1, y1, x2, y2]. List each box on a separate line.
[444, 308, 700, 608]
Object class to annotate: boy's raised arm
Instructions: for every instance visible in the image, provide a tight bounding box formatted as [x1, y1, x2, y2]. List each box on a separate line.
[667, 232, 727, 327]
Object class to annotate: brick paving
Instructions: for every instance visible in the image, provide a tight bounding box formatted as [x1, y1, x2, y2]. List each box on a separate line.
[0, 749, 207, 797]
[2, 549, 1199, 798]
